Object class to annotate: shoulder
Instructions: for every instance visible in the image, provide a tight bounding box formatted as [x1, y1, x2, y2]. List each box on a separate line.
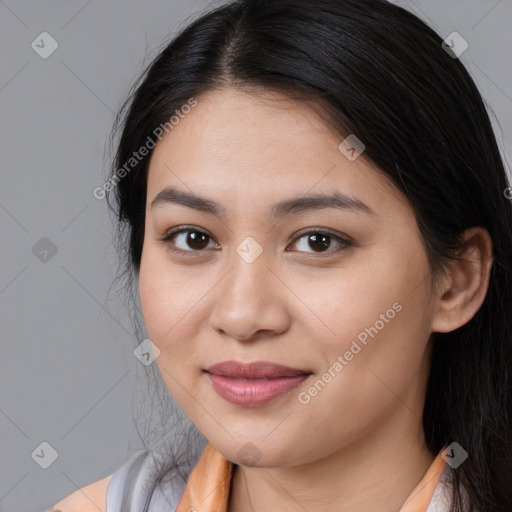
[46, 448, 189, 512]
[46, 474, 112, 512]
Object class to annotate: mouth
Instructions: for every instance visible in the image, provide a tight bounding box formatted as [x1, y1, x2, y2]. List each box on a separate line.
[204, 360, 312, 407]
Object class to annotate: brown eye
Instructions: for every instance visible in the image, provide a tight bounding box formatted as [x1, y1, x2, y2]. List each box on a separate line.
[289, 229, 352, 254]
[161, 227, 216, 253]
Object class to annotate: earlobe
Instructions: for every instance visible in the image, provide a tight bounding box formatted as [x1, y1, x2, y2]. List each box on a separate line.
[431, 227, 493, 333]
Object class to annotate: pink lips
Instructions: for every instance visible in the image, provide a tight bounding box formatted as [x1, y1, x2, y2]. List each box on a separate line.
[205, 361, 311, 407]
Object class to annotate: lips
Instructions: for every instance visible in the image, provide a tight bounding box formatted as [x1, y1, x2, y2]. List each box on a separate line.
[205, 360, 312, 407]
[206, 360, 310, 379]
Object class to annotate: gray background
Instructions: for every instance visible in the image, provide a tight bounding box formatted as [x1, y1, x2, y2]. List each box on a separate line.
[1, 1, 511, 511]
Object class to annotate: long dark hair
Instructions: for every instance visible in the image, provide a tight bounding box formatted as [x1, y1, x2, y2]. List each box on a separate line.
[105, 0, 512, 510]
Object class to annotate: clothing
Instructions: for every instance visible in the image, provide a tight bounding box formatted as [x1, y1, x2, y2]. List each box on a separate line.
[106, 443, 455, 511]
[106, 449, 188, 511]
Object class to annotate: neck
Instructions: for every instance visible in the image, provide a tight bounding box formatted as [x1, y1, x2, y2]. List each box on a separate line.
[228, 387, 435, 512]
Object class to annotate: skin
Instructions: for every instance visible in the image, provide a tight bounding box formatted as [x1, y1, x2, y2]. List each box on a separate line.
[138, 87, 493, 512]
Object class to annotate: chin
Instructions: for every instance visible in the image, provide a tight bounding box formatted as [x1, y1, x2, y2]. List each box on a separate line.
[213, 436, 302, 468]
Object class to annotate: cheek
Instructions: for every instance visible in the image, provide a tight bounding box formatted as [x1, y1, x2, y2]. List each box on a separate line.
[289, 241, 428, 345]
[138, 259, 205, 411]
[138, 247, 207, 364]
[286, 304, 432, 466]
[294, 256, 432, 438]
[293, 244, 432, 397]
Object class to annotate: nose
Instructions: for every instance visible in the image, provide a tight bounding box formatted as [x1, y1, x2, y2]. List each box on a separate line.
[207, 245, 291, 342]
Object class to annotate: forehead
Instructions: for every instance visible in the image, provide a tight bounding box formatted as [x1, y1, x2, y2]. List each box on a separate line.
[146, 87, 403, 215]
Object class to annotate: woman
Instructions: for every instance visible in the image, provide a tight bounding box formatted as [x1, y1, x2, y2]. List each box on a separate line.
[48, 0, 512, 511]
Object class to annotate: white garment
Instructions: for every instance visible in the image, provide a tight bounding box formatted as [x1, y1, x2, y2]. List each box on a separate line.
[106, 449, 187, 511]
[426, 462, 455, 512]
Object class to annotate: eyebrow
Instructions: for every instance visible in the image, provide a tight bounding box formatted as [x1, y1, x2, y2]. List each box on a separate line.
[150, 186, 375, 219]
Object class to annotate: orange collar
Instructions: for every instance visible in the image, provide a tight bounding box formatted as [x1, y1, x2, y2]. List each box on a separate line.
[176, 443, 448, 512]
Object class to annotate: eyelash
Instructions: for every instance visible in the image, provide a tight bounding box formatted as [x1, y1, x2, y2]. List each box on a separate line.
[159, 225, 352, 257]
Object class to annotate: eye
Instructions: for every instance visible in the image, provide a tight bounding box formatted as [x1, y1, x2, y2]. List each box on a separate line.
[160, 226, 218, 254]
[159, 226, 352, 257]
[288, 228, 352, 254]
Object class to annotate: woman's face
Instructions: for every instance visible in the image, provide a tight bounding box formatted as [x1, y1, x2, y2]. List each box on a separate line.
[139, 87, 438, 467]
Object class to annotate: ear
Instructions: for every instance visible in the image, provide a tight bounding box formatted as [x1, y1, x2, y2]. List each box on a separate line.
[431, 227, 493, 333]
